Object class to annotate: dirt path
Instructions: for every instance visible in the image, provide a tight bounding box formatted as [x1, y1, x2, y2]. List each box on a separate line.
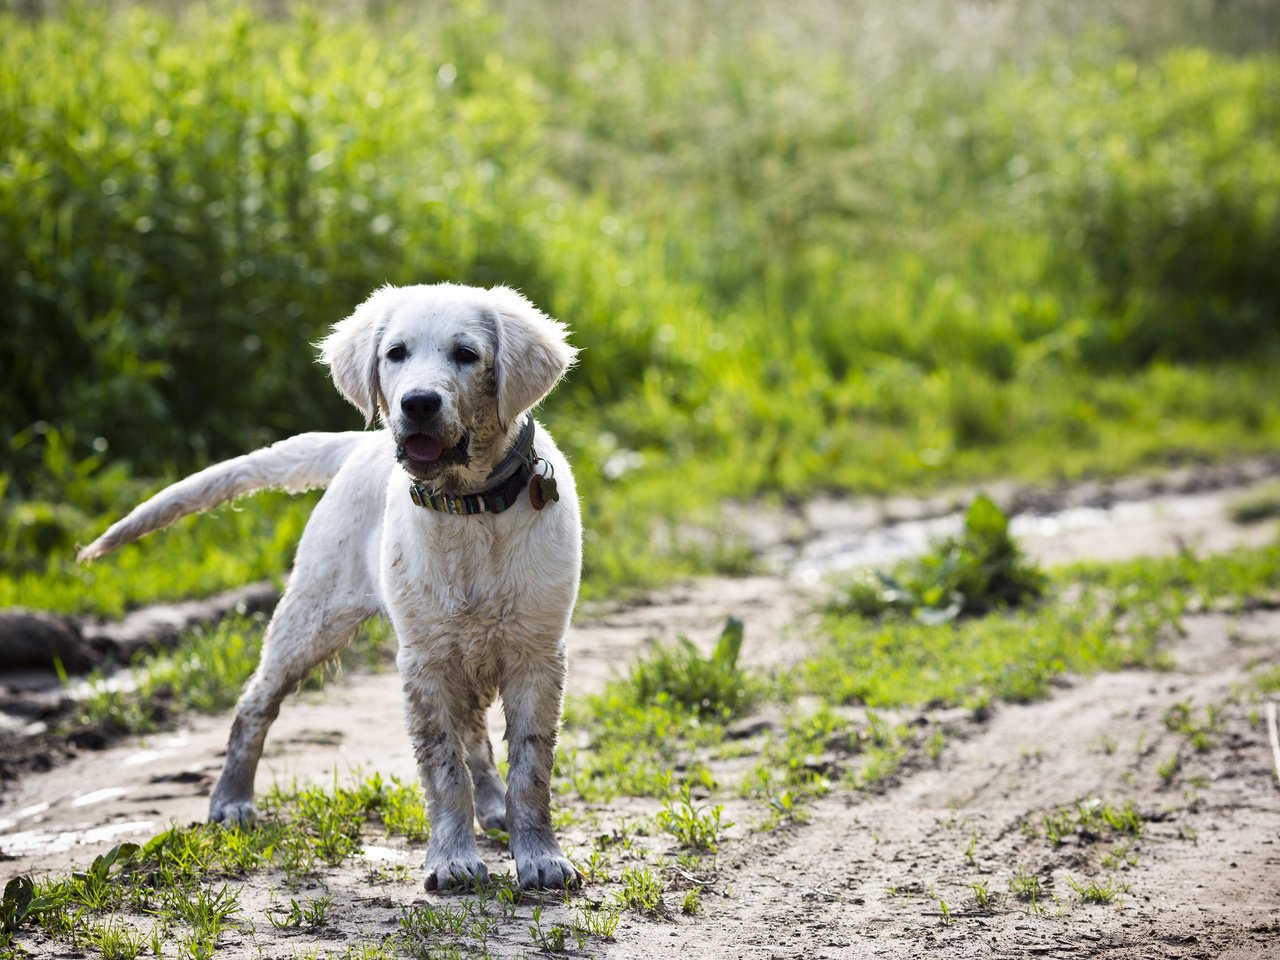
[2, 470, 1279, 957]
[702, 610, 1280, 960]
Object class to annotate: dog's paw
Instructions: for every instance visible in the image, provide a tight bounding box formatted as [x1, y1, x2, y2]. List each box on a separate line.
[209, 798, 258, 826]
[516, 853, 581, 891]
[424, 855, 491, 891]
[477, 808, 508, 832]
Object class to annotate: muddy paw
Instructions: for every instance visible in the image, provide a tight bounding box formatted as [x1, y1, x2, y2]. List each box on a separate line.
[209, 798, 258, 826]
[517, 853, 581, 890]
[424, 856, 491, 891]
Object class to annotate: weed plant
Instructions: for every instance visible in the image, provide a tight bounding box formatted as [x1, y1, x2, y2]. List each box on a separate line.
[1008, 865, 1046, 914]
[1163, 699, 1223, 752]
[2, 774, 441, 954]
[655, 782, 731, 852]
[835, 495, 1046, 622]
[628, 616, 761, 720]
[1033, 798, 1145, 846]
[1067, 875, 1127, 905]
[614, 866, 664, 917]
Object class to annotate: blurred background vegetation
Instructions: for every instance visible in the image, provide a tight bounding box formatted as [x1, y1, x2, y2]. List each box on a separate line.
[2, 0, 1278, 610]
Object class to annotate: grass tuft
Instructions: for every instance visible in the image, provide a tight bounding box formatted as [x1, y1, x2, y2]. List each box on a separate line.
[832, 495, 1047, 623]
[629, 616, 761, 720]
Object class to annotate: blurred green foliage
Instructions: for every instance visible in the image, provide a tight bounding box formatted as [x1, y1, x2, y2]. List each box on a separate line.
[2, 1, 1279, 608]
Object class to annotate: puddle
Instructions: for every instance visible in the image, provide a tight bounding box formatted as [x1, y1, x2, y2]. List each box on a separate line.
[0, 820, 155, 855]
[782, 488, 1237, 583]
[360, 845, 408, 862]
[123, 748, 178, 767]
[70, 786, 131, 808]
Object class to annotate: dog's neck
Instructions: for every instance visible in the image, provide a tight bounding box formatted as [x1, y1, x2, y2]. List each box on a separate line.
[412, 416, 535, 499]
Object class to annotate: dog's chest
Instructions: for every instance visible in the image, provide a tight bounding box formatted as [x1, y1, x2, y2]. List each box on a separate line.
[380, 512, 556, 661]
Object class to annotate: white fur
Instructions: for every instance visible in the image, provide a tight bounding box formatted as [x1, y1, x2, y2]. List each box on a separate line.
[80, 283, 582, 891]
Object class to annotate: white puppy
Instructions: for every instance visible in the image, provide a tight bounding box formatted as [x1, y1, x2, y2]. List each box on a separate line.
[79, 283, 582, 890]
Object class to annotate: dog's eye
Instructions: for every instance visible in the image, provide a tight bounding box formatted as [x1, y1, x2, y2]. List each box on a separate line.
[386, 344, 408, 363]
[452, 345, 480, 365]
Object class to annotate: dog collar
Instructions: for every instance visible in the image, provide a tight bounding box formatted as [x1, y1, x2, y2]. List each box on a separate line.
[408, 417, 558, 515]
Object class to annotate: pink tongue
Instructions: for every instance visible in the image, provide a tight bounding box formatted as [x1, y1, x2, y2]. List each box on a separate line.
[405, 434, 444, 462]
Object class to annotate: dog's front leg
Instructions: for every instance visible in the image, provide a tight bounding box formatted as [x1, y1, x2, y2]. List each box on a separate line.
[502, 650, 580, 890]
[402, 674, 490, 890]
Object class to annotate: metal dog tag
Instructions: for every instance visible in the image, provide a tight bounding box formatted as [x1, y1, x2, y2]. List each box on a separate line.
[529, 473, 559, 510]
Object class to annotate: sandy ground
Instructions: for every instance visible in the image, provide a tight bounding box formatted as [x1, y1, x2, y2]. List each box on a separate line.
[2, 470, 1279, 958]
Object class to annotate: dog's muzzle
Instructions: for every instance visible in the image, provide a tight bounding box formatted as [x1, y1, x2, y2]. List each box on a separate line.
[396, 432, 471, 480]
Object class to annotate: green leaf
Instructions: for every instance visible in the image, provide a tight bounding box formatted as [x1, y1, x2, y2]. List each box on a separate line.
[964, 494, 1009, 541]
[712, 615, 744, 671]
[1, 875, 35, 934]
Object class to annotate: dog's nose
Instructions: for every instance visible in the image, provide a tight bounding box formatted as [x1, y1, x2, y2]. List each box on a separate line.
[400, 391, 443, 421]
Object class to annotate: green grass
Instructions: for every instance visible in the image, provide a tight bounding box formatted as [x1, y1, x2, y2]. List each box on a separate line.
[558, 620, 752, 801]
[1255, 665, 1280, 695]
[626, 615, 761, 720]
[1066, 875, 1127, 905]
[0, 490, 312, 618]
[1163, 700, 1223, 752]
[613, 867, 664, 917]
[3, 1, 1280, 612]
[71, 613, 394, 736]
[265, 894, 334, 930]
[1008, 865, 1046, 914]
[1, 773, 474, 955]
[1032, 799, 1145, 847]
[655, 783, 731, 853]
[806, 535, 1280, 711]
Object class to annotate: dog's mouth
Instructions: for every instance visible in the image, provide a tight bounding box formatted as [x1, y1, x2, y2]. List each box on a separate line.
[396, 432, 470, 479]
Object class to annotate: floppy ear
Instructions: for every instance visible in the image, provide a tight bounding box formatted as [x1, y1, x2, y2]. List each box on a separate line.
[489, 286, 578, 430]
[316, 286, 391, 426]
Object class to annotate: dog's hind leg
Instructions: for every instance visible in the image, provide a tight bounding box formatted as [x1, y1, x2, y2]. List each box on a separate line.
[209, 594, 372, 825]
[460, 688, 508, 831]
[207, 457, 384, 826]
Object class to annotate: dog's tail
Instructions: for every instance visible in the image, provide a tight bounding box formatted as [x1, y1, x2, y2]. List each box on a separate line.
[77, 432, 367, 563]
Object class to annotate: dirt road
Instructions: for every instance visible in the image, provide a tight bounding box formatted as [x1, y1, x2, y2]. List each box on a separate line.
[2, 467, 1278, 958]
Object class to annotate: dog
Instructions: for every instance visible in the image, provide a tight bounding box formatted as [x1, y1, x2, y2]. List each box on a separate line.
[78, 282, 582, 891]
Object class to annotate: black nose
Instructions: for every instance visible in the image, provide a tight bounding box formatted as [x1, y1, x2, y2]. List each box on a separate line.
[400, 390, 442, 420]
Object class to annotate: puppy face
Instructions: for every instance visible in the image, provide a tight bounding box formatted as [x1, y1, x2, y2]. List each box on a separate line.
[318, 283, 577, 489]
[379, 293, 497, 482]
